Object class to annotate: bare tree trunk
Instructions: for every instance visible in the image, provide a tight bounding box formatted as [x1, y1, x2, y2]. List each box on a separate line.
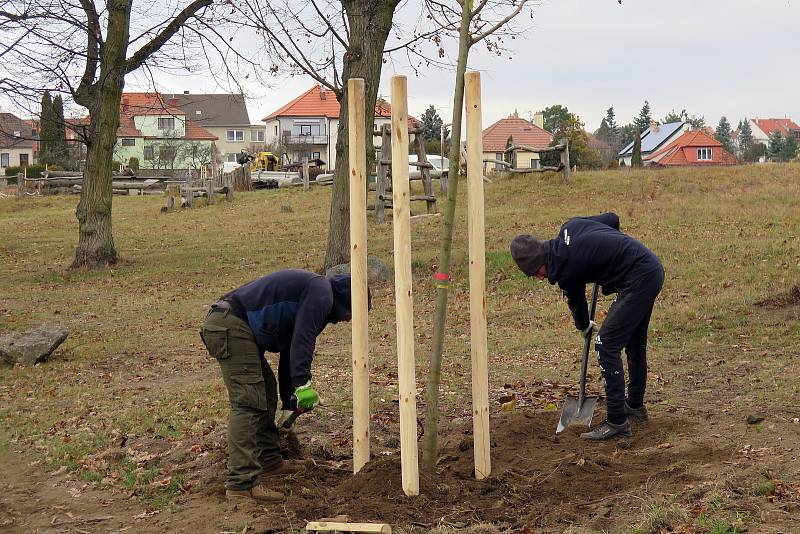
[423, 4, 473, 471]
[70, 0, 131, 270]
[323, 0, 399, 270]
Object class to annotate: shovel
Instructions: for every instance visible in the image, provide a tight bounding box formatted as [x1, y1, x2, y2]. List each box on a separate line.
[556, 283, 600, 434]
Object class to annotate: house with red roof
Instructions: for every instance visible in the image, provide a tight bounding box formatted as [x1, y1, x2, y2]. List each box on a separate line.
[644, 130, 737, 167]
[112, 93, 217, 170]
[749, 118, 800, 146]
[481, 111, 553, 171]
[0, 113, 38, 174]
[263, 84, 407, 170]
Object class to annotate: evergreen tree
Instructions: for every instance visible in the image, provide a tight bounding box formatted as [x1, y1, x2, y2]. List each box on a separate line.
[38, 91, 54, 164]
[662, 109, 684, 124]
[631, 128, 643, 167]
[51, 95, 69, 167]
[685, 115, 706, 129]
[780, 133, 798, 161]
[419, 104, 446, 142]
[715, 116, 735, 155]
[738, 119, 754, 159]
[633, 100, 653, 132]
[605, 106, 618, 131]
[767, 130, 784, 161]
[595, 118, 612, 143]
[618, 123, 636, 151]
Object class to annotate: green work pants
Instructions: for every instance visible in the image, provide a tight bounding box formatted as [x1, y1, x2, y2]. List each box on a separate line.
[200, 308, 282, 490]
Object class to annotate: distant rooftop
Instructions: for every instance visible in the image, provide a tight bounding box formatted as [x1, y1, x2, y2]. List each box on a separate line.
[618, 121, 686, 156]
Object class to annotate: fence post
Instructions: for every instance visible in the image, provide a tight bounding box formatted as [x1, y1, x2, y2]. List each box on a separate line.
[302, 157, 310, 190]
[561, 138, 571, 182]
[16, 172, 24, 197]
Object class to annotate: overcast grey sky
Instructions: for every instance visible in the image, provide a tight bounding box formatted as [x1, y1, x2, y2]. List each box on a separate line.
[129, 0, 798, 132]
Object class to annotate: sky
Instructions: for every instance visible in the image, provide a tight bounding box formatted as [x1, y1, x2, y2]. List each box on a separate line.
[110, 0, 800, 132]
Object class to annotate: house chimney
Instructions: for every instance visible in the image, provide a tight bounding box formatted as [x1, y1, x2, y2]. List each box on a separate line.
[319, 85, 326, 100]
[650, 120, 659, 132]
[168, 97, 179, 107]
[121, 97, 129, 112]
[533, 112, 544, 129]
[513, 109, 519, 119]
[183, 90, 189, 95]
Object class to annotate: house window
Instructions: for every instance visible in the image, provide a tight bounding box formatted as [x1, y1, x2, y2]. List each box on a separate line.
[0, 153, 9, 167]
[531, 159, 540, 170]
[274, 125, 278, 136]
[227, 130, 244, 142]
[121, 138, 135, 147]
[19, 154, 29, 167]
[226, 153, 238, 162]
[158, 117, 175, 130]
[495, 152, 503, 171]
[312, 152, 321, 160]
[159, 146, 176, 162]
[251, 130, 265, 142]
[697, 148, 712, 161]
[143, 146, 154, 160]
[300, 125, 312, 135]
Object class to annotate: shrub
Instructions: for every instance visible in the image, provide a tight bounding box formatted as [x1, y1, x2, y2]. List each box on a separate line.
[4, 164, 46, 178]
[127, 157, 140, 172]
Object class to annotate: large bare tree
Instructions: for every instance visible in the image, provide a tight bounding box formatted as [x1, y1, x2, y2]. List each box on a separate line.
[233, 0, 437, 269]
[0, 0, 226, 269]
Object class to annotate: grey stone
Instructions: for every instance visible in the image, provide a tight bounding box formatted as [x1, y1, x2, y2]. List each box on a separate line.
[0, 327, 69, 366]
[325, 255, 391, 284]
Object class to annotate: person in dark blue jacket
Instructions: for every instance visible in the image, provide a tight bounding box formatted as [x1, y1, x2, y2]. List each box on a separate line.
[510, 213, 664, 440]
[200, 269, 353, 501]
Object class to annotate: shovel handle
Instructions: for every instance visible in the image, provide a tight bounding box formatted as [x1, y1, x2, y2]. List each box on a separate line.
[578, 284, 600, 406]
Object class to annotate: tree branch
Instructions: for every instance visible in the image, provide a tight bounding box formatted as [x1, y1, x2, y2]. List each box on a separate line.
[470, 0, 527, 44]
[124, 0, 212, 74]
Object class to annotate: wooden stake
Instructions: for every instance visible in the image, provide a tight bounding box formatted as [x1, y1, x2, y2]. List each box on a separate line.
[348, 78, 370, 474]
[302, 157, 310, 190]
[465, 71, 491, 480]
[390, 75, 419, 497]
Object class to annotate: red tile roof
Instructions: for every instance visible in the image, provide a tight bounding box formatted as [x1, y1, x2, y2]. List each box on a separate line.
[184, 120, 217, 140]
[645, 130, 737, 166]
[482, 115, 553, 152]
[263, 85, 415, 124]
[753, 118, 800, 137]
[264, 85, 342, 120]
[112, 93, 216, 140]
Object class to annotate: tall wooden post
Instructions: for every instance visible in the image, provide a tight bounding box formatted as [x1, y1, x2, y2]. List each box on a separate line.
[348, 78, 370, 474]
[302, 157, 310, 190]
[464, 71, 491, 480]
[390, 75, 419, 496]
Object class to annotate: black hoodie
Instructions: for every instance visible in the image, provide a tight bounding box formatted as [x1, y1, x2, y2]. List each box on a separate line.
[546, 213, 662, 330]
[221, 269, 352, 386]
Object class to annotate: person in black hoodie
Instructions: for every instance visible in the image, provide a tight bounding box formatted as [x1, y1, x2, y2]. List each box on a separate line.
[510, 213, 664, 440]
[200, 269, 354, 501]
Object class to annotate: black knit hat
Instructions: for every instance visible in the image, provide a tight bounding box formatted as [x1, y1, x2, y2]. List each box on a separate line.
[510, 235, 547, 277]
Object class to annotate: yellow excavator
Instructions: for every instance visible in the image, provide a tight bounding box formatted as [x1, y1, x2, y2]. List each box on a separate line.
[249, 151, 280, 172]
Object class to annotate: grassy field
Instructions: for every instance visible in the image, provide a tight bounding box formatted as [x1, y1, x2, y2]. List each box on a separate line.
[1, 163, 799, 533]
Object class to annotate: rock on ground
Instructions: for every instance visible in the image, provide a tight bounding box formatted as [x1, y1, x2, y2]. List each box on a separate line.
[0, 327, 68, 366]
[325, 256, 391, 284]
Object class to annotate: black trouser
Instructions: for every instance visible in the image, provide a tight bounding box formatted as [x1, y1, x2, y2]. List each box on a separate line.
[595, 267, 664, 424]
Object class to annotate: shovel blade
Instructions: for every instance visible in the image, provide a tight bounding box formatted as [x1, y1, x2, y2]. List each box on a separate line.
[555, 396, 599, 434]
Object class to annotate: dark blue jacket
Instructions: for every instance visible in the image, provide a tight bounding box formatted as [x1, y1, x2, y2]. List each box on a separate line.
[546, 213, 662, 330]
[221, 269, 352, 387]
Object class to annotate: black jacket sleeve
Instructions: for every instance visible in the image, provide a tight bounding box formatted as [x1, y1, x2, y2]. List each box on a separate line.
[289, 278, 333, 387]
[584, 212, 620, 230]
[560, 280, 590, 331]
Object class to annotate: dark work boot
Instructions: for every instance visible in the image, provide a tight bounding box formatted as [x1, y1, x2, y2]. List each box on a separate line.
[580, 419, 632, 440]
[624, 401, 648, 422]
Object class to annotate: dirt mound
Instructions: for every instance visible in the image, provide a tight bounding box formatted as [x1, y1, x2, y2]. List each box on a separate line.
[755, 285, 800, 308]
[298, 410, 729, 529]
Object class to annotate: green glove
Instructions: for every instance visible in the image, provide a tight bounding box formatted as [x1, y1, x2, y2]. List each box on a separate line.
[293, 381, 320, 411]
